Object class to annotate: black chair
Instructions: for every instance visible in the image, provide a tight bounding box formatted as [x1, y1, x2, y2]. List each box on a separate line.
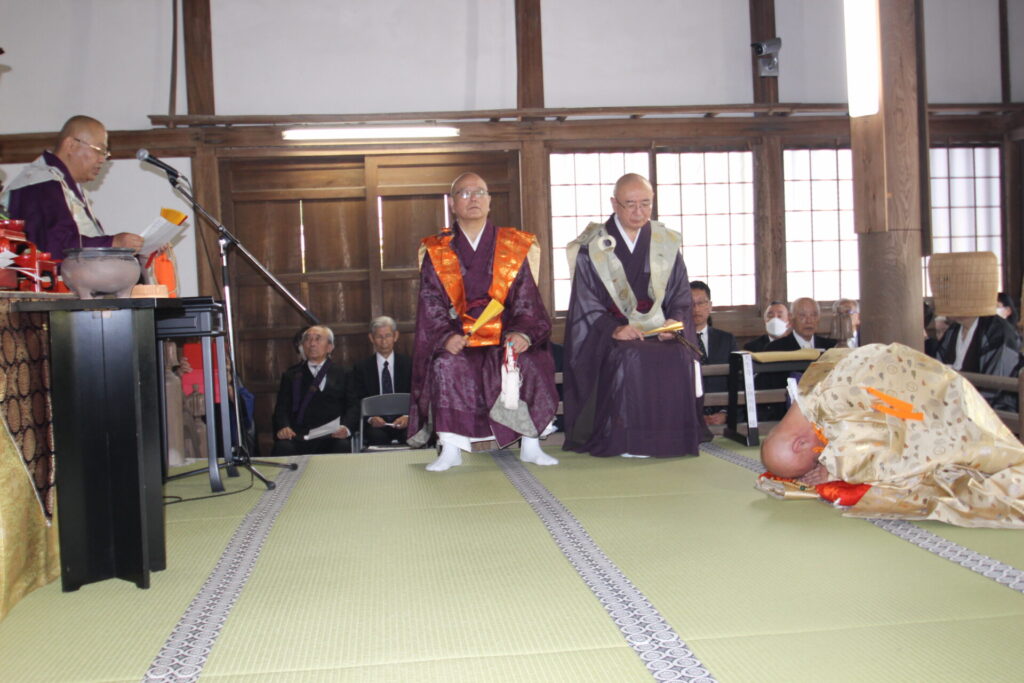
[356, 392, 411, 452]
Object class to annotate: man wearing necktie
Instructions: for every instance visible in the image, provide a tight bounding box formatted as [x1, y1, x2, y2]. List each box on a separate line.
[271, 325, 359, 455]
[352, 316, 413, 447]
[690, 281, 737, 427]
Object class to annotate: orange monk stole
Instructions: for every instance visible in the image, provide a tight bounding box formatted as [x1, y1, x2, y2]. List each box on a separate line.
[423, 227, 535, 346]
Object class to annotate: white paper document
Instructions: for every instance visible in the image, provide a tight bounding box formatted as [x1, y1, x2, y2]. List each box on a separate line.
[139, 216, 188, 256]
[304, 418, 340, 440]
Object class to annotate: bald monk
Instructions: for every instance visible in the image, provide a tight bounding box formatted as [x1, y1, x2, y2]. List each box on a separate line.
[759, 343, 1024, 528]
[1, 115, 143, 259]
[562, 173, 705, 458]
[407, 172, 559, 471]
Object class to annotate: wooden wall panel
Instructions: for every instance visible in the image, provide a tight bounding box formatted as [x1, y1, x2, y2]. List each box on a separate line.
[302, 198, 368, 271]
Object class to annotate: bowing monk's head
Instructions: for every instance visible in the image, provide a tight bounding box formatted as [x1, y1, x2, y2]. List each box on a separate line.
[761, 403, 821, 478]
[54, 115, 109, 183]
[611, 173, 654, 233]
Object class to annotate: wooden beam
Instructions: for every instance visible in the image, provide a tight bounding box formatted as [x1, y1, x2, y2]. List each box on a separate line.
[515, 0, 544, 110]
[1000, 0, 1011, 104]
[748, 0, 779, 105]
[851, 0, 926, 349]
[182, 0, 215, 116]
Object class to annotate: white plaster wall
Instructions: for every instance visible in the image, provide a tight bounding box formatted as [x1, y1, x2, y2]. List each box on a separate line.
[210, 0, 517, 114]
[0, 158, 199, 298]
[775, 0, 848, 103]
[0, 0, 184, 133]
[541, 0, 753, 107]
[923, 0, 1002, 103]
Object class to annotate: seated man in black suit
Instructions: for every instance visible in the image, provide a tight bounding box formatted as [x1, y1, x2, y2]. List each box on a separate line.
[690, 281, 737, 426]
[352, 315, 413, 447]
[759, 297, 837, 422]
[765, 297, 837, 352]
[744, 301, 792, 352]
[272, 325, 358, 455]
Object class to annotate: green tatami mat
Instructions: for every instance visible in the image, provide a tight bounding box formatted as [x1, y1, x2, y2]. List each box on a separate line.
[709, 436, 1024, 571]
[201, 451, 650, 682]
[0, 464, 289, 683]
[530, 443, 1024, 682]
[1, 443, 1021, 683]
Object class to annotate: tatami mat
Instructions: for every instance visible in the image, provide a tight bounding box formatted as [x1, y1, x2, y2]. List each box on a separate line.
[0, 440, 1020, 682]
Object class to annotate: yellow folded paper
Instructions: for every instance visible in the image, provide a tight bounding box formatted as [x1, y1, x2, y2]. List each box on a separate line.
[468, 299, 505, 336]
[643, 321, 684, 337]
[748, 349, 822, 363]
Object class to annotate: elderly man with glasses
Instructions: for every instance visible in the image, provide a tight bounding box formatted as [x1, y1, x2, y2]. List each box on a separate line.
[408, 172, 560, 471]
[1, 115, 143, 259]
[563, 173, 707, 459]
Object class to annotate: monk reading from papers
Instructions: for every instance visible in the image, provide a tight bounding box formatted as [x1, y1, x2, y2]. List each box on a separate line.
[562, 173, 706, 458]
[758, 343, 1024, 528]
[407, 172, 559, 471]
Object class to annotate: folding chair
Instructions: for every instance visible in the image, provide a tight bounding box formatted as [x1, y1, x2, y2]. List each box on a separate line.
[356, 392, 411, 452]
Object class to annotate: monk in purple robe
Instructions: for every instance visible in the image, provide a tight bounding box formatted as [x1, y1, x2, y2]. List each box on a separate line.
[563, 173, 706, 458]
[1, 115, 143, 260]
[407, 172, 559, 471]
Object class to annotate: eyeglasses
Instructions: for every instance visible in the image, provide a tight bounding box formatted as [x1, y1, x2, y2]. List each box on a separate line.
[614, 198, 653, 211]
[453, 189, 489, 200]
[75, 138, 111, 159]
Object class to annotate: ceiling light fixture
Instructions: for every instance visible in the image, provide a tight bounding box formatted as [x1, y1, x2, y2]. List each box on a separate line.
[282, 126, 460, 141]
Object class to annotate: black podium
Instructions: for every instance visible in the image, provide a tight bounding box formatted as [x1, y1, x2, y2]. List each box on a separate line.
[15, 297, 231, 592]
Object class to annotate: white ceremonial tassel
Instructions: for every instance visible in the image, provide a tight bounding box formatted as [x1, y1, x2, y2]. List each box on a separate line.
[500, 342, 521, 409]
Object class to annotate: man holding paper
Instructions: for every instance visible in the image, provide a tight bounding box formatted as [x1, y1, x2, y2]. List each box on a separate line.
[1, 115, 144, 260]
[562, 173, 705, 458]
[271, 325, 359, 455]
[407, 172, 559, 471]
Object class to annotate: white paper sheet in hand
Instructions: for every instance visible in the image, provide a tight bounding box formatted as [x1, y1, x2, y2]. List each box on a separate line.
[304, 417, 341, 440]
[139, 216, 187, 256]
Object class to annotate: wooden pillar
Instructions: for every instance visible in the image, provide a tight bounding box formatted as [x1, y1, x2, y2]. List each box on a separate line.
[753, 136, 787, 308]
[851, 0, 926, 349]
[520, 140, 553, 314]
[192, 145, 222, 298]
[515, 0, 544, 110]
[749, 1, 785, 311]
[183, 0, 216, 115]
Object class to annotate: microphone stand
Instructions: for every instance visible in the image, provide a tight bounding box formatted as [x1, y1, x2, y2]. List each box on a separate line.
[161, 170, 320, 489]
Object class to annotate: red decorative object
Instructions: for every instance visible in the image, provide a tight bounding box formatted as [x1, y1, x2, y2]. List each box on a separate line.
[0, 219, 68, 293]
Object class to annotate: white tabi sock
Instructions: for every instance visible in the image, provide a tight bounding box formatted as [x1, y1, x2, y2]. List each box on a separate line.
[426, 441, 463, 472]
[520, 436, 558, 466]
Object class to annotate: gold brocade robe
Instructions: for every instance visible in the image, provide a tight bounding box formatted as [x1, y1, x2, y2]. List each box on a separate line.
[765, 343, 1024, 528]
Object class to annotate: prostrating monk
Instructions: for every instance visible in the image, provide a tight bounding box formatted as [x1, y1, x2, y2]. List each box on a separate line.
[562, 173, 705, 458]
[407, 172, 559, 471]
[758, 343, 1024, 528]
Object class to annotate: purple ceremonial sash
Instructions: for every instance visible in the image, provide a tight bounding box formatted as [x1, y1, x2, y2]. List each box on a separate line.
[292, 359, 332, 428]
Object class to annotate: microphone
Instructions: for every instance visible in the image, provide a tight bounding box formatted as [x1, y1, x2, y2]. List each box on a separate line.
[136, 149, 181, 179]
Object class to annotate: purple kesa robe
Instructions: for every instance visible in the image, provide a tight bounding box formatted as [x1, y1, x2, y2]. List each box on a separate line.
[563, 217, 706, 457]
[3, 151, 114, 260]
[407, 222, 558, 448]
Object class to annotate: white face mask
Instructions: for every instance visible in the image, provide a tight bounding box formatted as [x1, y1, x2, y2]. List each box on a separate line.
[766, 317, 789, 337]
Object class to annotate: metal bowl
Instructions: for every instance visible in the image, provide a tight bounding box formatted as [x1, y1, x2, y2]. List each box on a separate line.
[60, 247, 141, 299]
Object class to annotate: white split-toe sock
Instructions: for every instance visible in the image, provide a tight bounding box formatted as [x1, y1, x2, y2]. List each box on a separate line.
[426, 442, 463, 472]
[520, 436, 558, 466]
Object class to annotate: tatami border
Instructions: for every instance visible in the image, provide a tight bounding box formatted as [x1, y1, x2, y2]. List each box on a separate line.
[494, 452, 717, 683]
[700, 441, 1024, 594]
[142, 457, 309, 683]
